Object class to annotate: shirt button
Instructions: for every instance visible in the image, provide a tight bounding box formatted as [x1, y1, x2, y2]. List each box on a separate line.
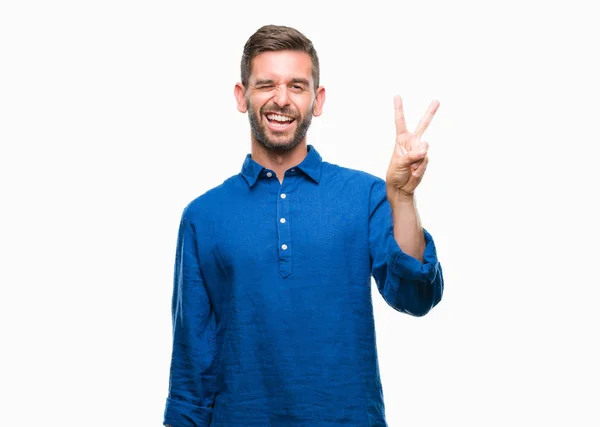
[291, 169, 295, 172]
[281, 244, 288, 250]
[266, 172, 272, 177]
[280, 193, 287, 199]
[280, 218, 286, 224]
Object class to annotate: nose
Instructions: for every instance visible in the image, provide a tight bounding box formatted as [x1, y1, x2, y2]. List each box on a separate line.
[272, 84, 290, 107]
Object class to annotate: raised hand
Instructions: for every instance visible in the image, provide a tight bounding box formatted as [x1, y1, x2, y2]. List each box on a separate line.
[386, 95, 439, 197]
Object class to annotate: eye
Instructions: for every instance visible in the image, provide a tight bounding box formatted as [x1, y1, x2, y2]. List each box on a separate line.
[290, 84, 305, 92]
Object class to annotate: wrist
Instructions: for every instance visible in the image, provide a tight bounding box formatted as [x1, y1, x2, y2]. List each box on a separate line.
[386, 186, 415, 205]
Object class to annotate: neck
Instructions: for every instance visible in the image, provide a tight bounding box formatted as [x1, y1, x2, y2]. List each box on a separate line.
[251, 138, 308, 183]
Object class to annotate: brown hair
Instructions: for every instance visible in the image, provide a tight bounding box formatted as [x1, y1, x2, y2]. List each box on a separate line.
[241, 25, 320, 91]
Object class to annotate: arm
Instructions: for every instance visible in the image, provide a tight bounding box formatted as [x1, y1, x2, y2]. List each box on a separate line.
[163, 213, 218, 427]
[384, 94, 438, 263]
[386, 189, 425, 262]
[369, 180, 444, 316]
[371, 95, 443, 315]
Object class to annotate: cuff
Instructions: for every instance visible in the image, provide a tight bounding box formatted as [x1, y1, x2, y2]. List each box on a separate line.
[386, 228, 440, 283]
[164, 397, 213, 427]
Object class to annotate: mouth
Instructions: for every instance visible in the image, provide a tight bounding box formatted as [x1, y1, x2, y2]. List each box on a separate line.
[264, 112, 296, 132]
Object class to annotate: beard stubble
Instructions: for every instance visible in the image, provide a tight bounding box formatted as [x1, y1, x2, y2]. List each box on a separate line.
[246, 98, 314, 153]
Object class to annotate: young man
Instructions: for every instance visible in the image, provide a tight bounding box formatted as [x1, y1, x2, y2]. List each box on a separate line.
[164, 25, 444, 427]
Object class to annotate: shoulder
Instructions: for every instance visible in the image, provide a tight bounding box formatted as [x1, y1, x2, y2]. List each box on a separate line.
[180, 174, 245, 221]
[321, 160, 386, 190]
[318, 160, 389, 216]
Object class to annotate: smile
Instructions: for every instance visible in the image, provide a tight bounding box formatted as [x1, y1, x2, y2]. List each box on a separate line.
[265, 113, 296, 131]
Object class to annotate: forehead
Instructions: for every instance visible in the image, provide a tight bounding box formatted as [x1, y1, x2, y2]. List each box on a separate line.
[249, 50, 313, 84]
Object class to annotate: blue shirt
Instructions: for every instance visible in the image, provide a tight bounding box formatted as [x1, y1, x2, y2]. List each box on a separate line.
[164, 145, 444, 427]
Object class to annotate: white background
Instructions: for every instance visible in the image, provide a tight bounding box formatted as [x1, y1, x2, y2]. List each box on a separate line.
[1, 0, 599, 425]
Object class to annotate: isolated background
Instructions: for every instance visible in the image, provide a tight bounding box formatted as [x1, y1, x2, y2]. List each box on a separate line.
[1, 0, 599, 425]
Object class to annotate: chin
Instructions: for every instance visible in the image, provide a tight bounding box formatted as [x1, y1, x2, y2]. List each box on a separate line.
[258, 136, 301, 153]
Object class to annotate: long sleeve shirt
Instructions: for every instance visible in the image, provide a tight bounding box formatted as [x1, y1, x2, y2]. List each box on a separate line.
[163, 145, 444, 427]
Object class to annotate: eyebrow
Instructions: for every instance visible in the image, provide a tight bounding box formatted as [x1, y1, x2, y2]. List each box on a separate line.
[253, 79, 275, 86]
[289, 78, 310, 86]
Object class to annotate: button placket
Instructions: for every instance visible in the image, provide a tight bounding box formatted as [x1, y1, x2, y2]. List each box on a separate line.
[277, 189, 292, 278]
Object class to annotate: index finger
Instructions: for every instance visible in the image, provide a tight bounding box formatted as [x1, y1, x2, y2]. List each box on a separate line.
[394, 95, 408, 135]
[414, 100, 440, 138]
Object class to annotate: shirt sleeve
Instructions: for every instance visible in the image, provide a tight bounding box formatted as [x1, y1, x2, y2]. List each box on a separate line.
[164, 213, 218, 427]
[368, 180, 444, 316]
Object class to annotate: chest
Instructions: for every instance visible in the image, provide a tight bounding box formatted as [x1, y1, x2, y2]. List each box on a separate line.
[198, 183, 371, 279]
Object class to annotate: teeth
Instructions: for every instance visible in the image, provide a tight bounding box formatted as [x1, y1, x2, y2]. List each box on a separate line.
[267, 114, 293, 122]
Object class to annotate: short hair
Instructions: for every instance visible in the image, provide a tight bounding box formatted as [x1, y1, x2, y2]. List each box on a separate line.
[240, 25, 320, 91]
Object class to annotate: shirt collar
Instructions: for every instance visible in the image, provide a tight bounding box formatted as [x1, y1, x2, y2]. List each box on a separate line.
[240, 145, 323, 187]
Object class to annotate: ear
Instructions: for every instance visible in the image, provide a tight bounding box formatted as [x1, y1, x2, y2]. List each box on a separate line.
[234, 83, 247, 113]
[312, 86, 326, 117]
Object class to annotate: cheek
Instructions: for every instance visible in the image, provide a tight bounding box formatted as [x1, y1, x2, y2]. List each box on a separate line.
[251, 95, 271, 113]
[296, 97, 314, 115]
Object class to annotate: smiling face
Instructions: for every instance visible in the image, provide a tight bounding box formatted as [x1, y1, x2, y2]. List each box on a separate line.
[235, 50, 325, 153]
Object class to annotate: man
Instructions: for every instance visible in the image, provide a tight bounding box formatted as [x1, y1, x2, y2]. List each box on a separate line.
[164, 25, 444, 427]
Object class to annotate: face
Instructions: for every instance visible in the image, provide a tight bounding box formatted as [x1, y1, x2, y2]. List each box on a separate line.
[235, 50, 325, 153]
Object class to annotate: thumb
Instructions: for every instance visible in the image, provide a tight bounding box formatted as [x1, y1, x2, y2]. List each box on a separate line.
[395, 143, 424, 166]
